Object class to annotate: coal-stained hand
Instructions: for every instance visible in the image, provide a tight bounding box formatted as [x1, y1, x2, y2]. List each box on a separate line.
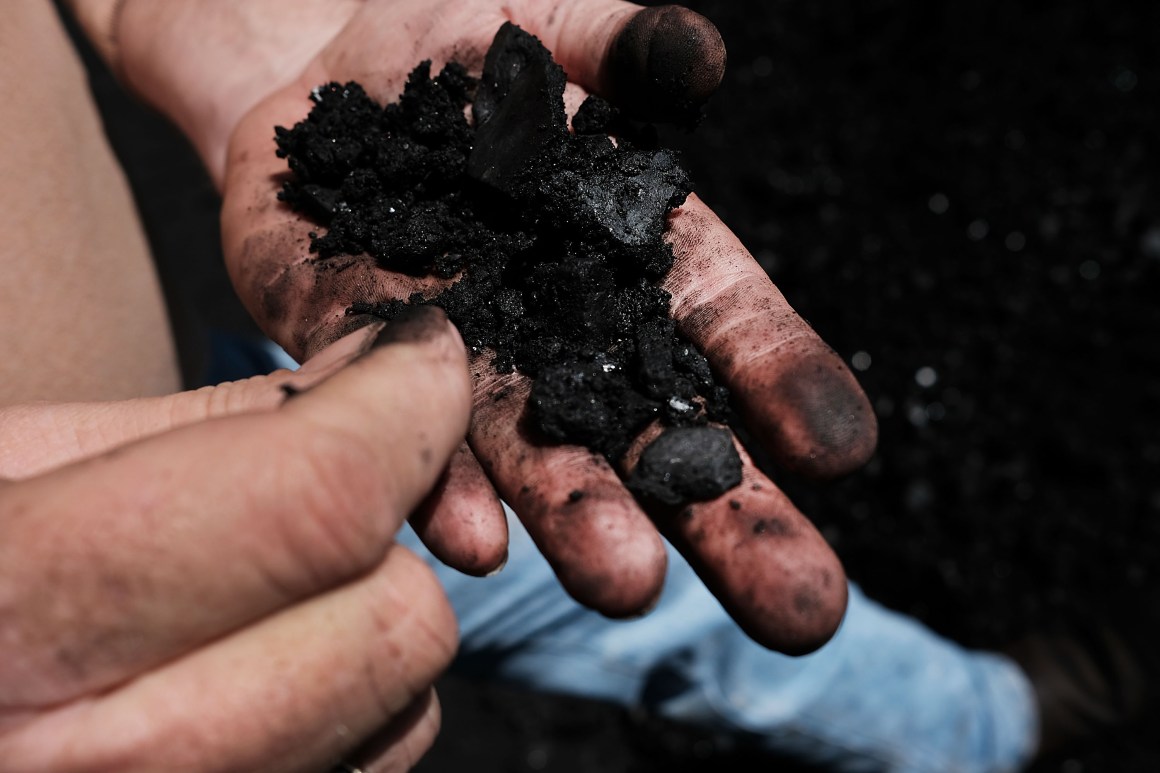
[0, 319, 469, 772]
[108, 0, 877, 653]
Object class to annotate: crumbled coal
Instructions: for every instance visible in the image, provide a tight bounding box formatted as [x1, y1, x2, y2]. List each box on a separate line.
[627, 427, 743, 507]
[275, 23, 736, 501]
[571, 95, 622, 136]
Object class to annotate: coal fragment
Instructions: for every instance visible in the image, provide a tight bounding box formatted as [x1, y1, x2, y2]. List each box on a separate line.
[636, 318, 677, 398]
[572, 95, 621, 135]
[529, 359, 661, 460]
[467, 23, 567, 197]
[467, 25, 691, 253]
[604, 6, 727, 127]
[627, 426, 743, 506]
[571, 149, 689, 247]
[473, 22, 559, 127]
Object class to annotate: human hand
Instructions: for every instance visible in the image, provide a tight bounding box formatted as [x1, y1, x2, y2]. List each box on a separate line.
[0, 317, 468, 771]
[105, 0, 877, 653]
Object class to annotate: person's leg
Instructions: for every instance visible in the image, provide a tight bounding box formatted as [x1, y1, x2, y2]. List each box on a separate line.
[0, 1, 178, 406]
[398, 510, 1039, 773]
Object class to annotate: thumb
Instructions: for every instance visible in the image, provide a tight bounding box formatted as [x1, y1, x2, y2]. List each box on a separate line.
[0, 323, 383, 479]
[521, 2, 726, 124]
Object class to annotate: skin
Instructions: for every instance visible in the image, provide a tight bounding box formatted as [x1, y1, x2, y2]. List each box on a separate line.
[0, 0, 178, 403]
[7, 1, 879, 766]
[2, 4, 464, 770]
[76, 0, 879, 648]
[0, 319, 472, 772]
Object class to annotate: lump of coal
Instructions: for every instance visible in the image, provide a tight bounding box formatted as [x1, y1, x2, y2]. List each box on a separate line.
[572, 95, 621, 135]
[472, 22, 559, 127]
[276, 22, 738, 505]
[627, 427, 743, 506]
[467, 26, 567, 196]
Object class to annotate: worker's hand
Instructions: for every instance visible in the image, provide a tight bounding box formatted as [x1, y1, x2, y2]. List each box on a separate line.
[0, 318, 467, 772]
[108, 0, 877, 653]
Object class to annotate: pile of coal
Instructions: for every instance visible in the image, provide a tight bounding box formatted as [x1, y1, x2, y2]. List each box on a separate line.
[275, 23, 741, 503]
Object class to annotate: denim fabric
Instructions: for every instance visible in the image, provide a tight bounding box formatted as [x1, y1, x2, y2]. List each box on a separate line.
[258, 338, 1039, 772]
[397, 510, 1038, 773]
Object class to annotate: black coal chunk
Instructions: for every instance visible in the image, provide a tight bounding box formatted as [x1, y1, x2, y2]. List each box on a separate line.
[572, 148, 689, 247]
[472, 22, 558, 127]
[467, 23, 567, 198]
[627, 427, 743, 506]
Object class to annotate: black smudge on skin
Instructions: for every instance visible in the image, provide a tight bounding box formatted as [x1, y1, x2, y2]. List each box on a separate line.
[604, 5, 727, 127]
[372, 305, 449, 346]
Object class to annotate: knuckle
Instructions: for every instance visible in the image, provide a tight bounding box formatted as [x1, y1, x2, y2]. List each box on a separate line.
[359, 552, 458, 711]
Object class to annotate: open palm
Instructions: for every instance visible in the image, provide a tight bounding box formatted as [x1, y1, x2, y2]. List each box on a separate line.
[215, 0, 877, 653]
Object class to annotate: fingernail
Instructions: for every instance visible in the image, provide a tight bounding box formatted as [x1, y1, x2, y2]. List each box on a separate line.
[484, 550, 509, 577]
[628, 590, 663, 619]
[606, 6, 727, 126]
[373, 305, 452, 347]
[298, 321, 386, 375]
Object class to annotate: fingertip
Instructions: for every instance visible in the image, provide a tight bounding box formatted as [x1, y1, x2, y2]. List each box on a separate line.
[361, 305, 472, 423]
[748, 557, 849, 656]
[604, 5, 727, 125]
[444, 538, 509, 578]
[294, 320, 384, 377]
[749, 353, 878, 480]
[538, 487, 669, 617]
[559, 532, 667, 618]
[707, 528, 848, 654]
[410, 497, 511, 577]
[649, 440, 851, 654]
[276, 308, 473, 531]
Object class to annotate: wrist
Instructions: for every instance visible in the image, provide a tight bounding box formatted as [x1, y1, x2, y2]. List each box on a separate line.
[70, 0, 360, 187]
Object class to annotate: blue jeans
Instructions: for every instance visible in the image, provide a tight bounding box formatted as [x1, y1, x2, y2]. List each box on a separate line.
[397, 511, 1037, 773]
[239, 335, 1040, 773]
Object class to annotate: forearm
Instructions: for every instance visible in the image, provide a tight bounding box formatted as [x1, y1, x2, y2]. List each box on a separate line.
[64, 0, 361, 186]
[0, 1, 178, 403]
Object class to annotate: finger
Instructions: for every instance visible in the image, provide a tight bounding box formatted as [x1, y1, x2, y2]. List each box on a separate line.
[0, 309, 470, 706]
[665, 196, 878, 479]
[295, 2, 722, 127]
[623, 426, 848, 654]
[1, 546, 454, 773]
[521, 1, 726, 124]
[468, 364, 668, 617]
[409, 442, 509, 576]
[0, 324, 383, 479]
[342, 689, 442, 773]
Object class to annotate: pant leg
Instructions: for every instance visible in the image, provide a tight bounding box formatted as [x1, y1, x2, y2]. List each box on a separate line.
[399, 508, 1038, 773]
